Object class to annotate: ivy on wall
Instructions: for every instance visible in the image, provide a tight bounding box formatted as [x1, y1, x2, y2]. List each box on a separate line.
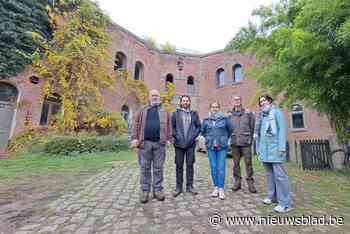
[0, 0, 52, 79]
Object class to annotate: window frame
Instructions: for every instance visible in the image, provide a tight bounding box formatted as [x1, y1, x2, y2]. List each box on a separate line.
[232, 64, 243, 83]
[216, 68, 225, 88]
[134, 61, 144, 81]
[187, 76, 195, 94]
[290, 104, 306, 130]
[39, 95, 61, 126]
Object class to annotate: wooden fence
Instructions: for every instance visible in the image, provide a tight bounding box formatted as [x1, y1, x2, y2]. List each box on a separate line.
[299, 139, 332, 170]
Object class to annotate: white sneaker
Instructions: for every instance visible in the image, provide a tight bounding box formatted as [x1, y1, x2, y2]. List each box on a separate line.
[218, 188, 225, 200]
[211, 187, 219, 197]
[273, 205, 292, 213]
[262, 198, 272, 205]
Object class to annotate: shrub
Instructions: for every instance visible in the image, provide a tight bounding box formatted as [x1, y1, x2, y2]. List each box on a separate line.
[43, 135, 130, 155]
[95, 111, 128, 135]
[8, 126, 49, 154]
[143, 36, 157, 50]
[49, 110, 128, 136]
[161, 41, 176, 54]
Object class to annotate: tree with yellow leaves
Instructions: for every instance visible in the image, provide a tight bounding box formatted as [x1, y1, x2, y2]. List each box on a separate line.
[32, 0, 113, 132]
[116, 69, 149, 106]
[161, 82, 176, 112]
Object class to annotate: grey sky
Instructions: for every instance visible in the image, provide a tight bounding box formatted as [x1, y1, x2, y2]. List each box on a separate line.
[96, 0, 274, 53]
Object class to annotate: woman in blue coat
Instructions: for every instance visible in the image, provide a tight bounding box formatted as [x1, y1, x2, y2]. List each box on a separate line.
[256, 95, 292, 213]
[201, 102, 234, 199]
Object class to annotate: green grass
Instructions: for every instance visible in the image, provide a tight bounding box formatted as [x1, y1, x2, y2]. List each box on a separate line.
[0, 150, 136, 181]
[286, 161, 350, 210]
[252, 156, 350, 217]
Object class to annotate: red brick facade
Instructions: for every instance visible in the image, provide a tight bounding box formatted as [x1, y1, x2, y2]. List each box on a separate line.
[0, 23, 334, 146]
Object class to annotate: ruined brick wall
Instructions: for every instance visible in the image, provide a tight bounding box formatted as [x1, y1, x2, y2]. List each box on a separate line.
[1, 68, 43, 136]
[3, 23, 335, 142]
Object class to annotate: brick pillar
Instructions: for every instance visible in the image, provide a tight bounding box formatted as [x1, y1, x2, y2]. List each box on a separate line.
[328, 135, 345, 170]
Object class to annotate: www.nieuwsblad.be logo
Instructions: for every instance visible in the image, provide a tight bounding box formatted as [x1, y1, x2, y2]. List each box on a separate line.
[209, 213, 344, 226]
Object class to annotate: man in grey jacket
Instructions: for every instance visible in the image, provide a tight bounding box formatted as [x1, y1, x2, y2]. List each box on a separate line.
[229, 95, 257, 193]
[131, 89, 172, 203]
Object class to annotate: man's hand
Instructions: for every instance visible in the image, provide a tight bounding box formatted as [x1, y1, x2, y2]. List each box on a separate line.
[278, 150, 286, 157]
[166, 140, 172, 146]
[131, 139, 139, 148]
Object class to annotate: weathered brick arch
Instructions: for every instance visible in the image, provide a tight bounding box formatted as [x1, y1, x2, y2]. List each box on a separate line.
[0, 81, 19, 150]
[165, 73, 174, 90]
[114, 51, 127, 71]
[187, 76, 195, 95]
[134, 61, 144, 80]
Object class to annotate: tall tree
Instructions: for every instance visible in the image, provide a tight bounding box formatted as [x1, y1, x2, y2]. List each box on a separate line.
[226, 0, 350, 139]
[32, 0, 113, 132]
[0, 0, 52, 79]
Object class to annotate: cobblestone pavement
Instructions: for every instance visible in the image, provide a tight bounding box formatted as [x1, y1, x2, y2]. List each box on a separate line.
[14, 151, 346, 234]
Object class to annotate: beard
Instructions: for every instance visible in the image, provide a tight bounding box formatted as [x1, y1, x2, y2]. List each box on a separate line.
[180, 103, 190, 109]
[150, 98, 161, 106]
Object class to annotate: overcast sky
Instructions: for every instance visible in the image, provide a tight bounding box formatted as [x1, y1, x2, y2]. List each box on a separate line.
[96, 0, 274, 53]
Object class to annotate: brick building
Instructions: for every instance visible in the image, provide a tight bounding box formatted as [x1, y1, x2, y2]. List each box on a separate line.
[0, 23, 335, 151]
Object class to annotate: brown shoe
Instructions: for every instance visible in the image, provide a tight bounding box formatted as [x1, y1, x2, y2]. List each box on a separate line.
[153, 191, 165, 201]
[247, 181, 257, 193]
[186, 187, 198, 195]
[231, 181, 241, 192]
[172, 188, 182, 197]
[140, 192, 149, 204]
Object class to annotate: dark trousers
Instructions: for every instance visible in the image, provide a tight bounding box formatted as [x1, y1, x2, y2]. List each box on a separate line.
[174, 146, 195, 189]
[232, 145, 254, 183]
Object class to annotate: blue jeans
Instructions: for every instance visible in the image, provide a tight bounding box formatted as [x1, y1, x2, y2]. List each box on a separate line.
[207, 148, 227, 188]
[263, 162, 292, 208]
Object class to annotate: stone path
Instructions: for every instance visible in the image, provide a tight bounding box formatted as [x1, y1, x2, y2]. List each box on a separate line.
[13, 152, 344, 234]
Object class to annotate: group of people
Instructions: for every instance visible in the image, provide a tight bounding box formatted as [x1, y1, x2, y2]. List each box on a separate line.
[131, 89, 292, 213]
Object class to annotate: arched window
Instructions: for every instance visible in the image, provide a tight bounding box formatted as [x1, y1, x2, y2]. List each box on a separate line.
[165, 73, 174, 90]
[291, 104, 305, 129]
[216, 68, 225, 88]
[121, 105, 130, 121]
[0, 83, 18, 150]
[187, 76, 194, 94]
[166, 73, 174, 83]
[0, 82, 18, 102]
[233, 64, 243, 82]
[114, 51, 127, 71]
[40, 94, 61, 125]
[134, 61, 144, 80]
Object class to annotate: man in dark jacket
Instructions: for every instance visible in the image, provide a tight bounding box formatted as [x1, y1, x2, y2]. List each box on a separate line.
[229, 95, 257, 193]
[171, 95, 201, 197]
